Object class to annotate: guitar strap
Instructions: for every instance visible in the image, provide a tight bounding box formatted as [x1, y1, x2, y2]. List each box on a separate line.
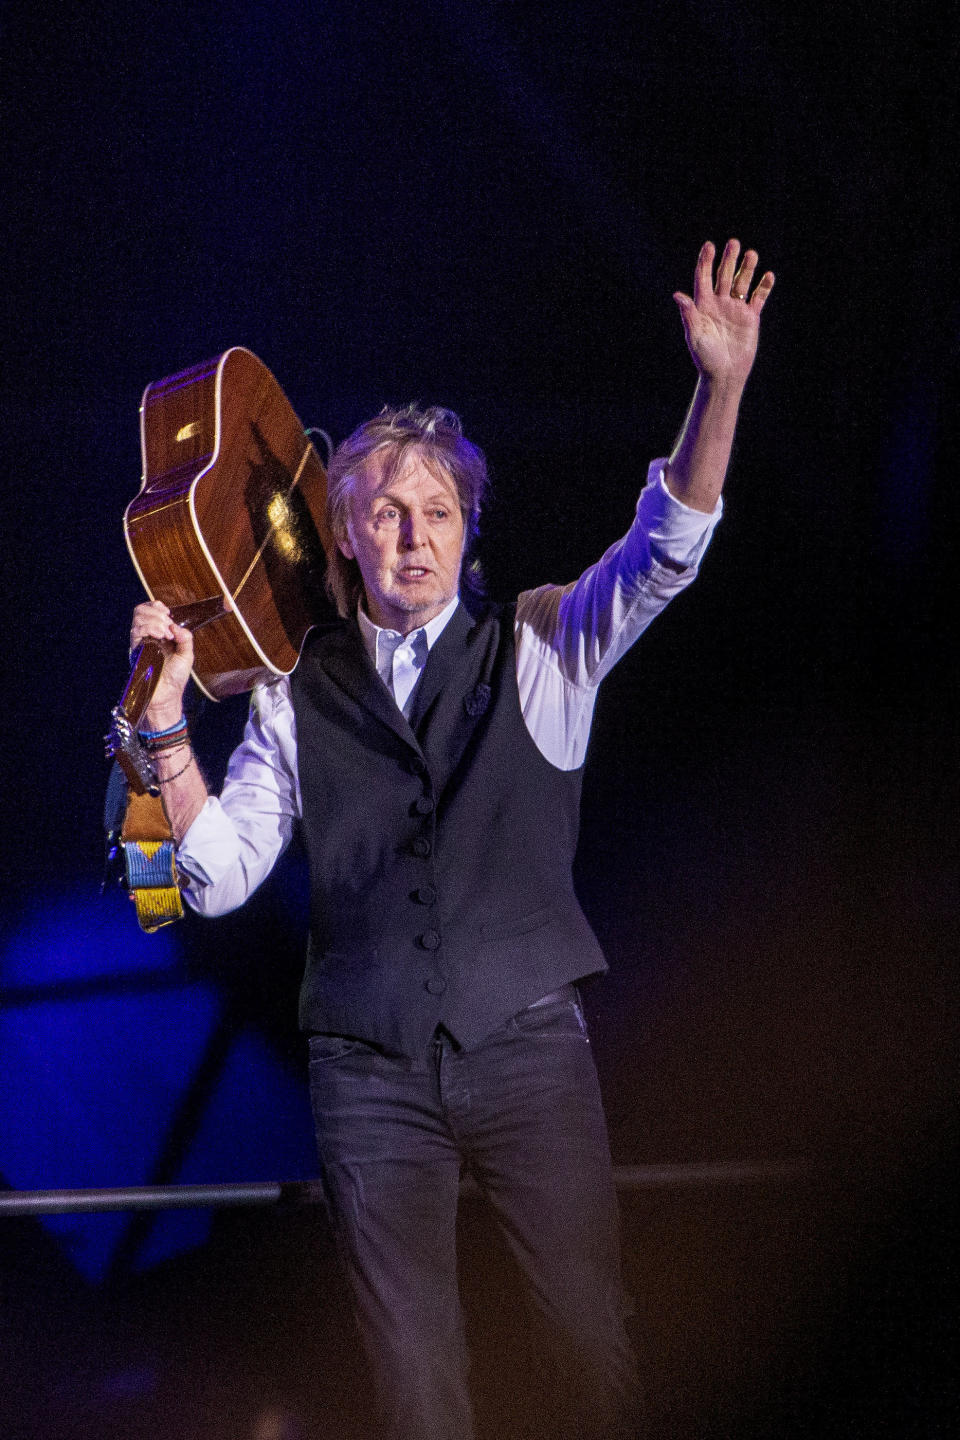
[120, 790, 184, 931]
[108, 604, 220, 932]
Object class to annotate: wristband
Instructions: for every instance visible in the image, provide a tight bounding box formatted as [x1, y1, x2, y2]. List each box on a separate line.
[138, 716, 187, 740]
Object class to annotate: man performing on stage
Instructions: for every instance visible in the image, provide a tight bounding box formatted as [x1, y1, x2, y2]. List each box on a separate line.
[128, 239, 773, 1439]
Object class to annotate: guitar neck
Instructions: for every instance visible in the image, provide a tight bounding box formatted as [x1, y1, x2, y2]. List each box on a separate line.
[119, 640, 166, 729]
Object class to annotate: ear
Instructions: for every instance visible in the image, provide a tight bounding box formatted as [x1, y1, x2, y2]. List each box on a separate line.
[335, 514, 356, 561]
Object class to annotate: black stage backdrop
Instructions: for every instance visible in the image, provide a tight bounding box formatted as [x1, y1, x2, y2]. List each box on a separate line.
[1, 4, 957, 1438]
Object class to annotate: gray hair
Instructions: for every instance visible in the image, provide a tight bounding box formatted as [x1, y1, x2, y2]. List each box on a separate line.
[324, 403, 489, 618]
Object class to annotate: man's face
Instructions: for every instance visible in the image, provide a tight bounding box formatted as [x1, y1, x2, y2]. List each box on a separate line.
[338, 447, 466, 634]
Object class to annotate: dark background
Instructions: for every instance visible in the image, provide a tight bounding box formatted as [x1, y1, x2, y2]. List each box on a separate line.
[1, 2, 957, 1436]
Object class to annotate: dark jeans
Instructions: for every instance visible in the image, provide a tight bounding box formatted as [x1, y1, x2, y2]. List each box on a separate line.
[308, 991, 638, 1440]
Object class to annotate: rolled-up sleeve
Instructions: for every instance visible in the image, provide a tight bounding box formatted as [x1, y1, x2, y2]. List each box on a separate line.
[515, 459, 721, 769]
[176, 678, 301, 916]
[639, 461, 722, 571]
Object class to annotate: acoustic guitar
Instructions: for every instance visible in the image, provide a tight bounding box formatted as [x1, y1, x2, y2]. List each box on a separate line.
[105, 348, 330, 926]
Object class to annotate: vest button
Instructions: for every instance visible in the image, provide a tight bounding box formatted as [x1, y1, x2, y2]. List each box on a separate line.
[410, 837, 431, 858]
[414, 795, 435, 815]
[416, 884, 437, 905]
[425, 976, 447, 995]
[418, 929, 442, 951]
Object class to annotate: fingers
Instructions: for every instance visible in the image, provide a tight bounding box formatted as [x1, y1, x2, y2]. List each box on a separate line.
[731, 248, 758, 301]
[130, 600, 191, 653]
[749, 269, 775, 312]
[690, 238, 773, 310]
[714, 238, 741, 297]
[672, 290, 701, 347]
[692, 241, 715, 307]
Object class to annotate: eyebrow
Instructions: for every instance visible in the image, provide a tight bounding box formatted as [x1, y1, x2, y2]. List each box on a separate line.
[370, 488, 455, 508]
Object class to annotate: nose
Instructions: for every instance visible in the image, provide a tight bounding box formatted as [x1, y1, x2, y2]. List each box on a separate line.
[400, 509, 426, 550]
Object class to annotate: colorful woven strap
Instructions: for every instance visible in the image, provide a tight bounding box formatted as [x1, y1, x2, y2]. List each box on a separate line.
[121, 793, 183, 932]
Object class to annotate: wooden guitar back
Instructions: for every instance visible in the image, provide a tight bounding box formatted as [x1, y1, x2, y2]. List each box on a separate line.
[125, 348, 331, 698]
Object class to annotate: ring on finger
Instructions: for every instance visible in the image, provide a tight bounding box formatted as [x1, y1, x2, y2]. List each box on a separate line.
[732, 289, 747, 301]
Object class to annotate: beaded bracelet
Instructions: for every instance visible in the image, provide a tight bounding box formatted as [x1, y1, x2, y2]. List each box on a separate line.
[155, 750, 196, 784]
[139, 716, 189, 755]
[145, 727, 190, 755]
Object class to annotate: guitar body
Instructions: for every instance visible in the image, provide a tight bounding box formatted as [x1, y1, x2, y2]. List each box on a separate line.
[124, 347, 331, 699]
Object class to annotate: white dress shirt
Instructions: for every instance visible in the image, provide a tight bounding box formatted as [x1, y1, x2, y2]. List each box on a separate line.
[356, 597, 457, 718]
[178, 462, 720, 915]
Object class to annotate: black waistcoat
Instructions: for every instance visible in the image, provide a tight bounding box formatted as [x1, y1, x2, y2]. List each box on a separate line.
[289, 599, 607, 1056]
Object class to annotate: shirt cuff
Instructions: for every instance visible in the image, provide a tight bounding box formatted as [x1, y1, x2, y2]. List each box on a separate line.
[637, 459, 723, 570]
[175, 796, 243, 887]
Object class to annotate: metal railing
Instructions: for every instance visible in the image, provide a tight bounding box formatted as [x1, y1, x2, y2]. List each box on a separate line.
[0, 1164, 800, 1216]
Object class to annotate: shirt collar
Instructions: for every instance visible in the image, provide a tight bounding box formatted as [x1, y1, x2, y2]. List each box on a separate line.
[356, 593, 461, 669]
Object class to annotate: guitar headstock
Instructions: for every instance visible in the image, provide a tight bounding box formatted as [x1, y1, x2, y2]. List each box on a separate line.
[104, 706, 159, 797]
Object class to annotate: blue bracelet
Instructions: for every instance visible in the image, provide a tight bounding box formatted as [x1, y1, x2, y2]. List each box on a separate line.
[138, 716, 187, 740]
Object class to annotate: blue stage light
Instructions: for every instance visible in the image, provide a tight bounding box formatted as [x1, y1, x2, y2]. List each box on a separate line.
[1, 889, 314, 1282]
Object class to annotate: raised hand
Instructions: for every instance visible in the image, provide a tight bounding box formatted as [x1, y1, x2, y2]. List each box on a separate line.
[673, 239, 775, 388]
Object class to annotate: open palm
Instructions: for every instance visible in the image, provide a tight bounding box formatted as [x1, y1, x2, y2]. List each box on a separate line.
[674, 239, 774, 386]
